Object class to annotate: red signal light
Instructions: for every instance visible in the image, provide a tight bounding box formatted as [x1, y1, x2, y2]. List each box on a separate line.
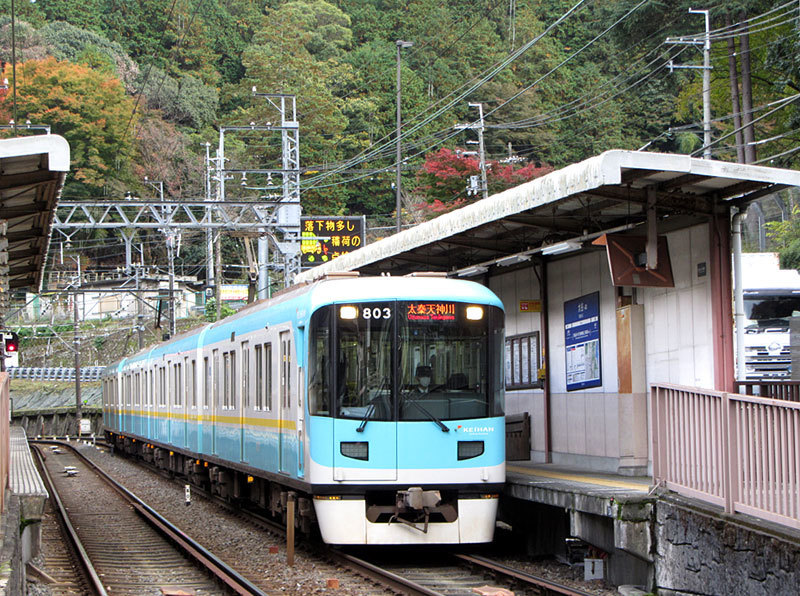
[3, 331, 19, 353]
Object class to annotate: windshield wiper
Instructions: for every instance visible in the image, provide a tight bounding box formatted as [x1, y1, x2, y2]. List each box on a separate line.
[356, 403, 375, 432]
[405, 398, 450, 432]
[356, 377, 389, 432]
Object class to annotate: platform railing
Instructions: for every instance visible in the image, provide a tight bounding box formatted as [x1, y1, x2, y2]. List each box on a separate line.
[1, 372, 9, 513]
[735, 380, 800, 402]
[651, 383, 800, 531]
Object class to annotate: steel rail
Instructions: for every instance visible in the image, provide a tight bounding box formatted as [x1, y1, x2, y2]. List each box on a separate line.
[32, 440, 266, 596]
[32, 445, 108, 596]
[455, 553, 598, 596]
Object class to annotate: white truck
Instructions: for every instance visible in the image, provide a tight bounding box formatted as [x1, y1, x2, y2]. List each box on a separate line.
[741, 253, 800, 379]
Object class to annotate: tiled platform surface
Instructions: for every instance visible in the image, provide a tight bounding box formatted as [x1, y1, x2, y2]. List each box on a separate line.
[505, 461, 653, 516]
[9, 426, 48, 520]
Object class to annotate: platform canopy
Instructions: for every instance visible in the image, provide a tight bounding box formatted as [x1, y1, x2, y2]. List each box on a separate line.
[0, 134, 69, 292]
[296, 150, 800, 282]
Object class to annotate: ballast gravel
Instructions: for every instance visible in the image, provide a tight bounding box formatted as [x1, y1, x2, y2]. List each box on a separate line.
[33, 442, 622, 596]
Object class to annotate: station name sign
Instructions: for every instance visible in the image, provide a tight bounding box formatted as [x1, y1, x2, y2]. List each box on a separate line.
[300, 216, 365, 266]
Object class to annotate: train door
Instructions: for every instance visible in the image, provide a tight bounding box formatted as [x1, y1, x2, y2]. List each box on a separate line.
[332, 301, 397, 481]
[212, 349, 219, 455]
[124, 373, 131, 433]
[278, 331, 292, 474]
[183, 356, 190, 449]
[240, 341, 249, 463]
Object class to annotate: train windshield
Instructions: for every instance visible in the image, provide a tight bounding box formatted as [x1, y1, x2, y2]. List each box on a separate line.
[308, 301, 504, 422]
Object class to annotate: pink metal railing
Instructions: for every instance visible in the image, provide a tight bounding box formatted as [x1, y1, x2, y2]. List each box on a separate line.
[651, 383, 800, 531]
[1, 372, 9, 514]
[735, 380, 800, 402]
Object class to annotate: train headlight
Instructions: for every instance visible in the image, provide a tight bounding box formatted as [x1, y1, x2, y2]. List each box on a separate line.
[340, 441, 369, 460]
[457, 440, 484, 460]
[465, 306, 484, 321]
[339, 305, 358, 320]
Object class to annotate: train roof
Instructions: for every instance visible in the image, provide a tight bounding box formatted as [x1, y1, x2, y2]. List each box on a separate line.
[104, 274, 502, 372]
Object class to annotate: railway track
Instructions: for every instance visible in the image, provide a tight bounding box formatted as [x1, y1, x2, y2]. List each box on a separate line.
[32, 441, 263, 595]
[40, 441, 609, 596]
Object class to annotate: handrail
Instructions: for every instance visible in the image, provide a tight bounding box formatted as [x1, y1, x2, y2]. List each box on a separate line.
[735, 380, 800, 402]
[651, 383, 800, 531]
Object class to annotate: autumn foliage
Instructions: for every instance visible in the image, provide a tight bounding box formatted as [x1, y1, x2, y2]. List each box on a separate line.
[414, 147, 553, 218]
[0, 57, 136, 193]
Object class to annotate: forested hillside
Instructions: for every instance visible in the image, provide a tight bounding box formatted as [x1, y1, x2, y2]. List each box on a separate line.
[1, 0, 797, 272]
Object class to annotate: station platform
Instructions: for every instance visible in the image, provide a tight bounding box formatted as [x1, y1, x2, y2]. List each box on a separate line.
[501, 461, 655, 587]
[505, 461, 652, 515]
[8, 426, 49, 521]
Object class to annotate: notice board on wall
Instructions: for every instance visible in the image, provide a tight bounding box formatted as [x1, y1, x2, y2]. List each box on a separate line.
[564, 292, 602, 391]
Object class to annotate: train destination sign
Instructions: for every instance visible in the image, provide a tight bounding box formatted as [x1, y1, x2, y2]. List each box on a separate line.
[301, 216, 365, 266]
[406, 302, 456, 321]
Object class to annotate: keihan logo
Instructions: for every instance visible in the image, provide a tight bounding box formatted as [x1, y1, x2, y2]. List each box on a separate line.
[456, 425, 494, 434]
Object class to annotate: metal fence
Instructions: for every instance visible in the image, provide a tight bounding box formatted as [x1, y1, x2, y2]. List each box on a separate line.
[8, 366, 105, 382]
[736, 380, 800, 402]
[651, 383, 800, 531]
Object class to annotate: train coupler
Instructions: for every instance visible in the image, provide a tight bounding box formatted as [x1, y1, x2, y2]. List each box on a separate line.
[388, 487, 442, 533]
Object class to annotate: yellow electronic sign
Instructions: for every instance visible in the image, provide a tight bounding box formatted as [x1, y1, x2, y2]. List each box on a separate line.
[301, 216, 365, 266]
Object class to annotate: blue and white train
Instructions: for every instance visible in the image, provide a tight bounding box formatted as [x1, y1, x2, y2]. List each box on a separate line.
[102, 273, 505, 544]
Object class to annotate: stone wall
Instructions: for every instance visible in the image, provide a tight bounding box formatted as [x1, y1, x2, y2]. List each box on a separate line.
[654, 495, 800, 595]
[0, 496, 24, 596]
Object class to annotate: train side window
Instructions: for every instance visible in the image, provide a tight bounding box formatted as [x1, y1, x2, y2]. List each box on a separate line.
[309, 307, 331, 416]
[265, 343, 273, 411]
[213, 350, 219, 409]
[241, 342, 249, 409]
[160, 366, 167, 407]
[203, 356, 210, 409]
[231, 350, 237, 410]
[223, 352, 231, 409]
[174, 363, 183, 407]
[280, 335, 291, 409]
[190, 359, 197, 409]
[255, 345, 263, 410]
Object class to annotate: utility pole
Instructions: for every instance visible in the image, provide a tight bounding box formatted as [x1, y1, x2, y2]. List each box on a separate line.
[665, 9, 713, 159]
[689, 8, 712, 160]
[204, 142, 215, 301]
[396, 40, 413, 233]
[136, 265, 144, 350]
[455, 103, 489, 199]
[72, 256, 82, 434]
[144, 177, 175, 337]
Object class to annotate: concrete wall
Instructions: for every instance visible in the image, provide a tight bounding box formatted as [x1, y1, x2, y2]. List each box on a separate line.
[641, 224, 714, 390]
[490, 223, 716, 473]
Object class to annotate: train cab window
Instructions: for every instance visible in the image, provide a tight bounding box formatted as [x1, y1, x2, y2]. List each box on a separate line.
[398, 301, 503, 421]
[336, 303, 394, 421]
[309, 307, 331, 416]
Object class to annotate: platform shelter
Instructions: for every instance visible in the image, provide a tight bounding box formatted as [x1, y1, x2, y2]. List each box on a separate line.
[1, 133, 69, 592]
[296, 150, 800, 475]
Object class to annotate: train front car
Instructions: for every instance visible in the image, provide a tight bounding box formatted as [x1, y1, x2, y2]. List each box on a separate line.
[306, 277, 505, 545]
